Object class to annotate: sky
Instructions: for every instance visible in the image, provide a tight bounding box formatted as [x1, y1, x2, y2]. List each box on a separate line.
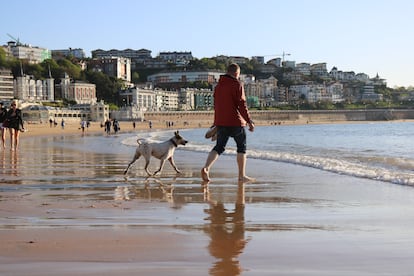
[1, 0, 413, 88]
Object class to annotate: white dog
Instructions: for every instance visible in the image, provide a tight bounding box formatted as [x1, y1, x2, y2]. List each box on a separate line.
[124, 131, 188, 176]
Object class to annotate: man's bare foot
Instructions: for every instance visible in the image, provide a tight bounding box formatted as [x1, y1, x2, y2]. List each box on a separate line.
[201, 168, 210, 182]
[239, 175, 255, 183]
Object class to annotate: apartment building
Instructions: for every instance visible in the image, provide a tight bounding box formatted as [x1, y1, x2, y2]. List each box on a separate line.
[4, 41, 51, 64]
[92, 48, 152, 62]
[158, 51, 193, 65]
[52, 48, 86, 59]
[0, 68, 14, 101]
[89, 57, 131, 83]
[147, 70, 222, 86]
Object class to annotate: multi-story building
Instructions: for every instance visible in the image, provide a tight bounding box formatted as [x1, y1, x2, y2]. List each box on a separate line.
[52, 48, 86, 59]
[119, 86, 213, 111]
[260, 76, 278, 98]
[310, 63, 329, 78]
[295, 63, 311, 76]
[147, 70, 222, 86]
[22, 101, 109, 123]
[158, 51, 193, 65]
[326, 82, 344, 103]
[360, 85, 383, 102]
[4, 41, 51, 64]
[92, 48, 152, 69]
[88, 57, 131, 83]
[56, 73, 96, 104]
[0, 68, 14, 101]
[14, 75, 54, 101]
[92, 48, 152, 61]
[119, 87, 156, 111]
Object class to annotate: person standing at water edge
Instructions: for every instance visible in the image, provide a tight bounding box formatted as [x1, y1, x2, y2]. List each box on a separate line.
[0, 102, 8, 149]
[6, 100, 25, 150]
[201, 63, 255, 182]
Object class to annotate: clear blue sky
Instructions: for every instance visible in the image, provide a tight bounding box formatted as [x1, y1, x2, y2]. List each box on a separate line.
[1, 0, 413, 88]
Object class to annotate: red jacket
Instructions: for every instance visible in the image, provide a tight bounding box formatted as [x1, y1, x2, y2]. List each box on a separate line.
[213, 74, 251, 127]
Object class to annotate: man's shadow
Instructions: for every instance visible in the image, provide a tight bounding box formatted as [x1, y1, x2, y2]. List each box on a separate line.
[203, 182, 248, 276]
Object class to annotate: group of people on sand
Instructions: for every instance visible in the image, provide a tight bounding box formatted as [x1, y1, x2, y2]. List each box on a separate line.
[103, 119, 120, 135]
[0, 100, 25, 151]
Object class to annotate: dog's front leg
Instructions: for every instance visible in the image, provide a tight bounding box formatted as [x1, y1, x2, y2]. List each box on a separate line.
[168, 157, 181, 173]
[154, 158, 167, 175]
[144, 157, 153, 176]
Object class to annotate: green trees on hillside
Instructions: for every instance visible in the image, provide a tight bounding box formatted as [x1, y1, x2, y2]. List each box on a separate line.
[1, 47, 413, 108]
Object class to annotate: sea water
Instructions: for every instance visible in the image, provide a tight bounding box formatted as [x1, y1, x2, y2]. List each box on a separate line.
[122, 122, 414, 186]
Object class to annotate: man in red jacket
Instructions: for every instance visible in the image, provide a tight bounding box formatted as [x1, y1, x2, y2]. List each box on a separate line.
[201, 63, 255, 183]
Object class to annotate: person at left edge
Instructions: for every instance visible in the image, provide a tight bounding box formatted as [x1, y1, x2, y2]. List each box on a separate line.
[0, 102, 7, 149]
[6, 100, 25, 150]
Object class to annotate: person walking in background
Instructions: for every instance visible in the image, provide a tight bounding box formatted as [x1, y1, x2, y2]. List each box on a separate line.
[113, 119, 120, 134]
[80, 120, 86, 134]
[0, 102, 8, 149]
[105, 119, 111, 135]
[6, 100, 25, 151]
[201, 63, 255, 183]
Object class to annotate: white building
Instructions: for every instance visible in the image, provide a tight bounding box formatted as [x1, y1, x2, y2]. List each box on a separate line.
[14, 75, 54, 101]
[147, 70, 223, 86]
[5, 41, 51, 64]
[326, 82, 344, 103]
[56, 73, 96, 104]
[290, 83, 341, 103]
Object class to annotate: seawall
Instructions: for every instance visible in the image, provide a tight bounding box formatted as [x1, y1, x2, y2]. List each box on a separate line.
[143, 109, 414, 127]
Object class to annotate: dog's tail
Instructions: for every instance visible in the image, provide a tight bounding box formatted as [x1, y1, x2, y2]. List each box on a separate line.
[137, 138, 144, 145]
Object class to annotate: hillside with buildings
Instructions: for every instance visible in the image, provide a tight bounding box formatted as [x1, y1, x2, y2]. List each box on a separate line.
[1, 41, 413, 122]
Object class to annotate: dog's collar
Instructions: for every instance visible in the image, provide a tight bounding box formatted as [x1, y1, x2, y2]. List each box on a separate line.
[169, 138, 178, 147]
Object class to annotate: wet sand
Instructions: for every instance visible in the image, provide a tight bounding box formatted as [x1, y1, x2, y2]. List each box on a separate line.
[2, 124, 414, 275]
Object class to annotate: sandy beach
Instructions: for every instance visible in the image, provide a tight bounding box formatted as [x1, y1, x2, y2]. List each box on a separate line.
[2, 120, 414, 275]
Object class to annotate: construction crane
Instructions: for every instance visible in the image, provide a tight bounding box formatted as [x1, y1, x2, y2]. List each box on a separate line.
[262, 51, 291, 62]
[7, 33, 22, 46]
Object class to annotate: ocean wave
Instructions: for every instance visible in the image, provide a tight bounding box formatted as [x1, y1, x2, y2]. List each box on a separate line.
[183, 144, 414, 186]
[121, 129, 414, 186]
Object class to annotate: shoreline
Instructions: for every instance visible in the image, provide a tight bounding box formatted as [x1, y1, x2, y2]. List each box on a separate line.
[15, 117, 414, 139]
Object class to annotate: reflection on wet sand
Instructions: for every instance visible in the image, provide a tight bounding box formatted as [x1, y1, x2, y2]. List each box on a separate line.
[0, 150, 19, 177]
[118, 177, 207, 206]
[204, 182, 247, 276]
[115, 178, 174, 202]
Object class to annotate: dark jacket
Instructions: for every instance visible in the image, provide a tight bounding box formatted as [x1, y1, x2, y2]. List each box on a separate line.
[0, 107, 7, 123]
[6, 108, 24, 130]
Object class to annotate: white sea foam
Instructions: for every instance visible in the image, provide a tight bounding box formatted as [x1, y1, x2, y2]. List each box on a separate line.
[120, 123, 414, 186]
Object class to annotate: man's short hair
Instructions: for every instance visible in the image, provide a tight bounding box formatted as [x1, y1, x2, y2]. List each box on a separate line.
[227, 63, 240, 74]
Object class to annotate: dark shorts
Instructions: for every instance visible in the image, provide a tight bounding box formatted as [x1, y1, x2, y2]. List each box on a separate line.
[213, 126, 247, 155]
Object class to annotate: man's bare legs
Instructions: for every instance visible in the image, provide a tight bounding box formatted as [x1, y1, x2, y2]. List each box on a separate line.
[201, 151, 255, 183]
[237, 153, 255, 182]
[201, 150, 219, 182]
